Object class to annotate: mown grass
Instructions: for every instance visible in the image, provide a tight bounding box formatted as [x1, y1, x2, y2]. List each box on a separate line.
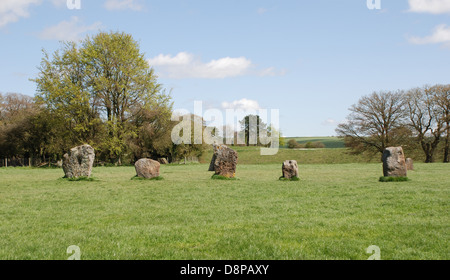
[60, 176, 98, 182]
[279, 176, 300, 181]
[0, 163, 448, 260]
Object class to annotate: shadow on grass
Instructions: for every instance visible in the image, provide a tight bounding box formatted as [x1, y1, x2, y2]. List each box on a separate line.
[59, 176, 98, 182]
[131, 175, 164, 181]
[211, 174, 239, 180]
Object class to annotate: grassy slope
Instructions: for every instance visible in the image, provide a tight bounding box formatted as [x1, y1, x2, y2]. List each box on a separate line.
[0, 164, 448, 260]
[284, 137, 345, 148]
[199, 147, 380, 165]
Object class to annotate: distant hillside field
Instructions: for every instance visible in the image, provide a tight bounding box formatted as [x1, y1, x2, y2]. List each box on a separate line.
[284, 137, 345, 149]
[199, 146, 379, 165]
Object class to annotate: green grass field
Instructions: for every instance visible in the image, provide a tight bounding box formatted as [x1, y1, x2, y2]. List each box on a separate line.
[0, 161, 448, 260]
[284, 137, 345, 148]
[199, 147, 379, 164]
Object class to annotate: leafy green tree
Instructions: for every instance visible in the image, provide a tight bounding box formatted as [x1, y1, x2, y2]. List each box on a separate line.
[169, 114, 208, 163]
[267, 125, 284, 148]
[81, 31, 168, 163]
[33, 41, 100, 148]
[287, 139, 301, 149]
[239, 114, 268, 146]
[127, 99, 174, 161]
[32, 31, 172, 164]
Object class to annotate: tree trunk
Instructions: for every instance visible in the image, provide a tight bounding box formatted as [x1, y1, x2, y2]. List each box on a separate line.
[421, 140, 436, 163]
[5, 158, 7, 168]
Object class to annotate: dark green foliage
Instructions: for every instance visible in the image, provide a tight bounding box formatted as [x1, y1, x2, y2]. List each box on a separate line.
[379, 176, 409, 182]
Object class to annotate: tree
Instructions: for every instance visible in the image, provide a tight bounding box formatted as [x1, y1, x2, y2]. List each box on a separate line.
[336, 91, 407, 159]
[239, 114, 268, 146]
[266, 125, 284, 148]
[127, 98, 173, 161]
[169, 114, 208, 163]
[434, 84, 450, 163]
[32, 31, 172, 164]
[287, 139, 301, 149]
[0, 93, 43, 164]
[33, 42, 100, 149]
[82, 31, 167, 163]
[405, 86, 445, 163]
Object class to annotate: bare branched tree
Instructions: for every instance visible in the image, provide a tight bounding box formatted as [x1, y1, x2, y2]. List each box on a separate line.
[405, 86, 445, 163]
[336, 90, 408, 160]
[434, 85, 450, 163]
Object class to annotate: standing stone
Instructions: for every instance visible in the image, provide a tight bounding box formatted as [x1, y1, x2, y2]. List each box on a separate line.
[382, 147, 407, 177]
[282, 160, 299, 179]
[208, 144, 238, 178]
[135, 158, 160, 179]
[62, 144, 95, 178]
[406, 158, 414, 171]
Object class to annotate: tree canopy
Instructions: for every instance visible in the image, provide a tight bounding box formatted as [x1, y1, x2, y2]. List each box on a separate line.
[28, 31, 174, 164]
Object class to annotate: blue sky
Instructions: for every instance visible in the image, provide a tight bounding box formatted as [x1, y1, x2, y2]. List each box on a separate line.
[1, 0, 450, 136]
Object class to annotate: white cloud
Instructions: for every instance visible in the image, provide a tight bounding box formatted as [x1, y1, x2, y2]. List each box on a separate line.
[0, 0, 42, 28]
[221, 99, 261, 111]
[148, 52, 282, 79]
[408, 24, 450, 46]
[104, 0, 143, 11]
[408, 0, 450, 14]
[257, 7, 268, 15]
[321, 119, 339, 126]
[50, 0, 67, 7]
[38, 16, 102, 41]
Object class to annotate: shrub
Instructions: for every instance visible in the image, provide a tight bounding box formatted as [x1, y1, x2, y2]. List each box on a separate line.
[287, 139, 302, 149]
[313, 142, 326, 148]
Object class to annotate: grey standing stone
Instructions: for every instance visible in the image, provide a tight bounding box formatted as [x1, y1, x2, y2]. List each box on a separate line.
[406, 158, 414, 170]
[282, 160, 299, 179]
[209, 144, 238, 178]
[62, 144, 95, 178]
[382, 147, 407, 177]
[135, 158, 160, 179]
